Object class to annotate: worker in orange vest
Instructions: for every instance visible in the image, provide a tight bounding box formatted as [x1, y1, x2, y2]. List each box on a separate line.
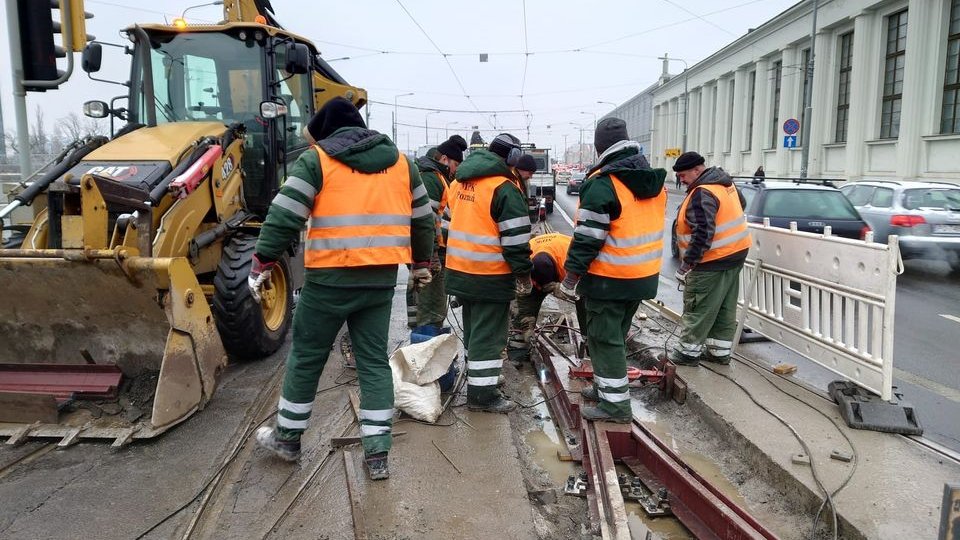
[507, 233, 587, 364]
[554, 118, 667, 423]
[445, 133, 533, 413]
[250, 98, 436, 480]
[667, 151, 751, 366]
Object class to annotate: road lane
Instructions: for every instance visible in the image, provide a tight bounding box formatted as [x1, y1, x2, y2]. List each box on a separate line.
[552, 185, 960, 450]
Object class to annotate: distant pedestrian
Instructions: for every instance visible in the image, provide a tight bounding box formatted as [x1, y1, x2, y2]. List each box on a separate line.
[665, 151, 752, 367]
[252, 98, 435, 480]
[555, 118, 667, 423]
[753, 166, 765, 182]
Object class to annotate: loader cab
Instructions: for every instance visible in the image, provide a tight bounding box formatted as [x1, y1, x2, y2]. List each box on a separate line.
[124, 26, 314, 217]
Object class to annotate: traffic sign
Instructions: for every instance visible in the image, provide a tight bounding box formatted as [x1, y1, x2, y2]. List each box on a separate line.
[783, 135, 798, 148]
[783, 118, 800, 136]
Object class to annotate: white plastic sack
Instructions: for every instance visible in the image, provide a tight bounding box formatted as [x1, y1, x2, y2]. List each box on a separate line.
[389, 334, 458, 423]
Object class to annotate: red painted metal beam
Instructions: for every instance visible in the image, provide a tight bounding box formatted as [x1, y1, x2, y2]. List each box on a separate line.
[0, 364, 123, 402]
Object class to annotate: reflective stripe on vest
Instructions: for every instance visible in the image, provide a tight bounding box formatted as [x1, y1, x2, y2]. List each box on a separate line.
[676, 183, 752, 263]
[305, 147, 413, 268]
[586, 175, 666, 279]
[529, 232, 571, 283]
[445, 176, 517, 275]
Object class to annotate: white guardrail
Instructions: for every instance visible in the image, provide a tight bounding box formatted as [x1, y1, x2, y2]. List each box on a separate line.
[737, 220, 901, 401]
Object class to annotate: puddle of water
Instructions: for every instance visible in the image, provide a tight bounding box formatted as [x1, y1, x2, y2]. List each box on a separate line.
[631, 399, 658, 423]
[523, 388, 576, 486]
[637, 419, 750, 511]
[625, 503, 692, 540]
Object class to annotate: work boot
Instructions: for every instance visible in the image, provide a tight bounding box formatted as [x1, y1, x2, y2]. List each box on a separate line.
[658, 350, 700, 367]
[580, 385, 599, 401]
[255, 426, 301, 462]
[580, 405, 631, 424]
[365, 452, 390, 481]
[701, 352, 731, 365]
[467, 393, 517, 414]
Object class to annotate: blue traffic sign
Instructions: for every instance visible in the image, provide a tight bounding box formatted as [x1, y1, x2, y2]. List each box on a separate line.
[783, 118, 800, 136]
[783, 135, 798, 148]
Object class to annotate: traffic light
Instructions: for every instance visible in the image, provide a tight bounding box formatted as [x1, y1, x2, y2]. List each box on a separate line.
[15, 0, 94, 91]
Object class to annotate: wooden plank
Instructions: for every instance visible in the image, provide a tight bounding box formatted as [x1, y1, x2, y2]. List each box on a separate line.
[348, 390, 361, 421]
[0, 392, 57, 423]
[342, 450, 367, 540]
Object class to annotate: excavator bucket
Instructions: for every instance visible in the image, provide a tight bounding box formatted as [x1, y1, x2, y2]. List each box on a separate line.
[0, 251, 227, 446]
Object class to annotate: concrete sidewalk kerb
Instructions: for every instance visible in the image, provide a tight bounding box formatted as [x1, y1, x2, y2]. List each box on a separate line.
[671, 355, 960, 540]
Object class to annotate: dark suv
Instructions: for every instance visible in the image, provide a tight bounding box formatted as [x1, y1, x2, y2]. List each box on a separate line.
[671, 179, 870, 258]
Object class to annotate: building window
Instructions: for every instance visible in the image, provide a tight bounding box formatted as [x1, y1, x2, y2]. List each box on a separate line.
[726, 78, 735, 152]
[770, 60, 782, 148]
[941, 0, 960, 134]
[880, 9, 908, 139]
[746, 70, 756, 150]
[835, 32, 853, 142]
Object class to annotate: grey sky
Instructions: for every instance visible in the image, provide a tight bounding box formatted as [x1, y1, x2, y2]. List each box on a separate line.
[1, 0, 798, 158]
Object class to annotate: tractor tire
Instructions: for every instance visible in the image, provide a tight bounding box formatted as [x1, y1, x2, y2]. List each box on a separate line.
[212, 232, 293, 360]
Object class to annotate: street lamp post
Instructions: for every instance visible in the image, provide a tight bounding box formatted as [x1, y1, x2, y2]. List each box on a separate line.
[569, 122, 584, 166]
[581, 112, 598, 159]
[425, 111, 440, 146]
[445, 121, 460, 139]
[393, 92, 414, 142]
[562, 134, 568, 164]
[799, 0, 819, 179]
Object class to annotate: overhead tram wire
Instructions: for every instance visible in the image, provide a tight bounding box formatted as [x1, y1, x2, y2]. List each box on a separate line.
[394, 0, 495, 129]
[519, 0, 531, 129]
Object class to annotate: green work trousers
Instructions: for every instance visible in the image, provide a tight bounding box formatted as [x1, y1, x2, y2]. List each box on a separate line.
[276, 282, 394, 456]
[675, 266, 743, 359]
[584, 298, 641, 416]
[461, 299, 510, 404]
[416, 263, 447, 327]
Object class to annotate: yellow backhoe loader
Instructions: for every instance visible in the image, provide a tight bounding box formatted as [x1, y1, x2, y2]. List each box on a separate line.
[0, 0, 367, 445]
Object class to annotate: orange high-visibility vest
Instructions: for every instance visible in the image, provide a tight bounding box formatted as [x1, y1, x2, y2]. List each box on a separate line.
[435, 172, 450, 249]
[529, 233, 571, 283]
[445, 176, 519, 275]
[584, 175, 666, 279]
[305, 147, 412, 268]
[676, 183, 751, 263]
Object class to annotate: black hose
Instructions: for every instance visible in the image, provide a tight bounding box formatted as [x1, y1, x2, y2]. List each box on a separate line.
[13, 136, 109, 206]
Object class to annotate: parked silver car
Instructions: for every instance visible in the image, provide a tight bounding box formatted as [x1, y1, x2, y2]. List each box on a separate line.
[839, 180, 960, 270]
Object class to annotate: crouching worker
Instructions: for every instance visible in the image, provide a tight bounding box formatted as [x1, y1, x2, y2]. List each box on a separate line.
[507, 233, 587, 364]
[251, 98, 435, 480]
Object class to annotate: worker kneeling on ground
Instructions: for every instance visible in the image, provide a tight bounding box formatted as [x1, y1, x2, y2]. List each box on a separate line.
[508, 233, 587, 364]
[665, 151, 751, 366]
[554, 118, 667, 424]
[406, 135, 468, 332]
[445, 133, 533, 413]
[251, 98, 435, 480]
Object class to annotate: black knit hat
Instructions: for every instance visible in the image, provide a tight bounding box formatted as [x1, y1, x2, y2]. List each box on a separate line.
[594, 117, 629, 155]
[307, 97, 366, 142]
[488, 133, 521, 160]
[531, 252, 559, 287]
[437, 135, 468, 162]
[516, 154, 537, 172]
[672, 151, 706, 172]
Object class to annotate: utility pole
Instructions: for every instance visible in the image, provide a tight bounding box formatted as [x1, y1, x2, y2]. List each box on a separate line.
[0, 84, 7, 163]
[658, 54, 689, 152]
[425, 110, 439, 146]
[392, 92, 414, 143]
[799, 0, 819, 179]
[562, 134, 568, 164]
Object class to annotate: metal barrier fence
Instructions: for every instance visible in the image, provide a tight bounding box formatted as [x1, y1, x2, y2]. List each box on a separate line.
[737, 220, 901, 401]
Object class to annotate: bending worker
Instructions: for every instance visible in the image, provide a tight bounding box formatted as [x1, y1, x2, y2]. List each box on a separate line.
[666, 151, 751, 366]
[406, 135, 468, 331]
[555, 118, 667, 424]
[508, 232, 587, 364]
[250, 98, 435, 480]
[445, 133, 533, 413]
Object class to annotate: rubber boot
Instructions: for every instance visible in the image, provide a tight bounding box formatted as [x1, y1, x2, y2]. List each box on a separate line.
[365, 452, 390, 480]
[255, 426, 301, 462]
[467, 392, 517, 414]
[580, 405, 631, 424]
[580, 385, 599, 401]
[701, 352, 731, 365]
[658, 350, 700, 367]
